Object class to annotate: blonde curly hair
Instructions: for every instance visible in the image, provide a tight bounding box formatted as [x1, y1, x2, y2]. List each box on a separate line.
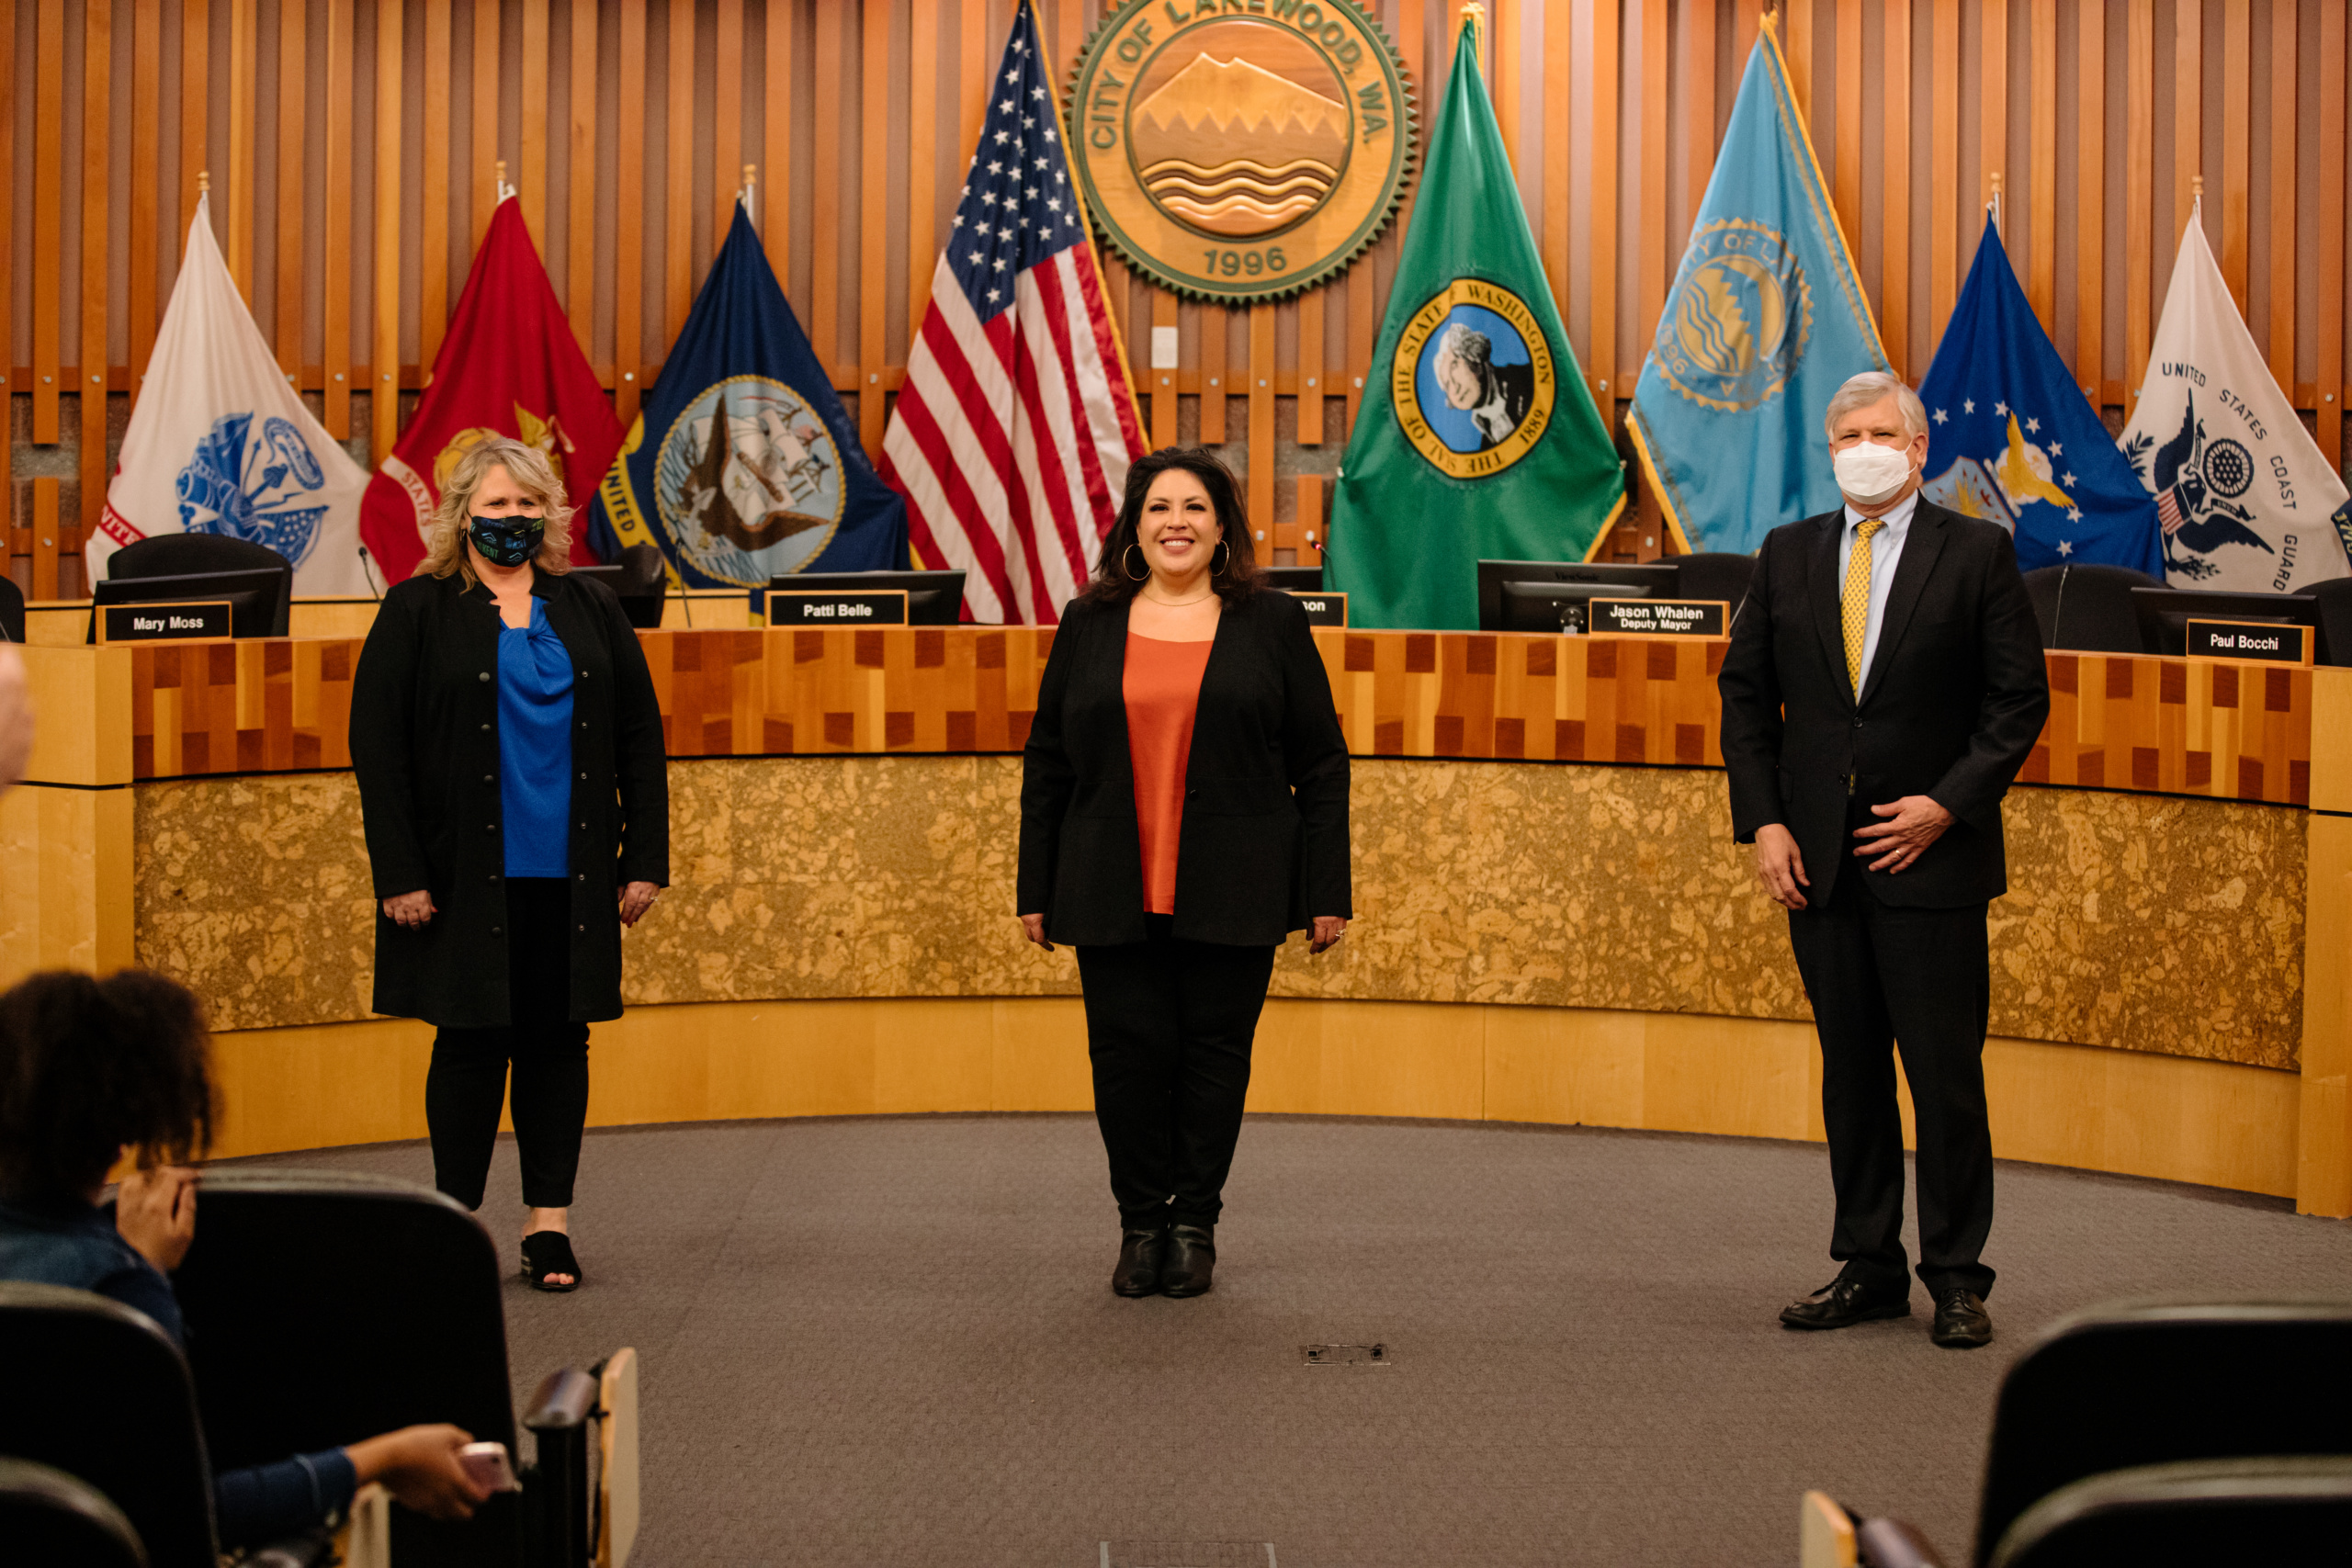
[416, 434, 576, 585]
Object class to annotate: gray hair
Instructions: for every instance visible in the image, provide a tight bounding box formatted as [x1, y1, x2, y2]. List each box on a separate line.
[1822, 370, 1928, 441]
[1436, 322, 1492, 369]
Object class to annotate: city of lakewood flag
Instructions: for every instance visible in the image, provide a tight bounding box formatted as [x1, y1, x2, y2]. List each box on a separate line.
[2120, 204, 2352, 592]
[588, 202, 907, 585]
[1628, 17, 1887, 556]
[1919, 214, 2164, 577]
[1327, 16, 1623, 630]
[94, 194, 368, 593]
[361, 197, 622, 580]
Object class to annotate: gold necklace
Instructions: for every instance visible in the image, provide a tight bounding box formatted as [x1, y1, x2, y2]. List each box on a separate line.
[1139, 585, 1215, 607]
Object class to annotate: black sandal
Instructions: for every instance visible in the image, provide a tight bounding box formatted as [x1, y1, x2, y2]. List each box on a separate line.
[520, 1231, 583, 1292]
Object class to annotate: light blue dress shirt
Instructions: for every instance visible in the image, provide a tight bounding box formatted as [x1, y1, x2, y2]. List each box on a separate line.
[1835, 489, 1921, 688]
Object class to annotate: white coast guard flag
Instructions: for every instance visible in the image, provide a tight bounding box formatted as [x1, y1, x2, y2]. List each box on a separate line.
[92, 196, 369, 593]
[2120, 209, 2352, 592]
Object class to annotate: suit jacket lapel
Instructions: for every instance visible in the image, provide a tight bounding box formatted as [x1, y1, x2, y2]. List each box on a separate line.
[1804, 511, 1851, 708]
[1857, 502, 1950, 708]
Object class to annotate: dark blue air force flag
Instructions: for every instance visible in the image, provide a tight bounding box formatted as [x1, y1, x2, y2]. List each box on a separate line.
[587, 203, 908, 586]
[1918, 216, 2164, 577]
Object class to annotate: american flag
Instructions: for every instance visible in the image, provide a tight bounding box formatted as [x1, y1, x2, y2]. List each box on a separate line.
[2155, 486, 2186, 536]
[879, 0, 1145, 625]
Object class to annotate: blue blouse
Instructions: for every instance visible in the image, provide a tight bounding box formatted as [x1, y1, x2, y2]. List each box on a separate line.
[499, 599, 577, 878]
[0, 1195, 357, 1547]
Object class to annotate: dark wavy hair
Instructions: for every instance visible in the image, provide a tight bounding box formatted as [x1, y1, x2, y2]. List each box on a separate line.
[0, 970, 216, 1204]
[1082, 446, 1264, 605]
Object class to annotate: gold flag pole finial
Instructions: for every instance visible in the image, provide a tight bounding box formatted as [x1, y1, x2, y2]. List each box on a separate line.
[197, 169, 210, 194]
[1461, 0, 1485, 54]
[741, 163, 758, 227]
[1989, 169, 2003, 235]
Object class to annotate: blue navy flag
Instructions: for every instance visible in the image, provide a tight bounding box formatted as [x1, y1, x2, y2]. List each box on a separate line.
[1919, 216, 2163, 576]
[587, 202, 908, 587]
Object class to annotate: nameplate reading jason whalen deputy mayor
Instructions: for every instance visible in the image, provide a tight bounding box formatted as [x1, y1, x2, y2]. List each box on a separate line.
[765, 591, 911, 627]
[1588, 599, 1730, 637]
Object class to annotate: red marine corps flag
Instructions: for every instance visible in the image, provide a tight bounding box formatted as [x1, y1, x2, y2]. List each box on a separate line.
[879, 0, 1144, 624]
[361, 196, 624, 580]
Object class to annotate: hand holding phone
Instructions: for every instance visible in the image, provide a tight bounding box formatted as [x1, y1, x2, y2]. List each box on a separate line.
[458, 1441, 520, 1494]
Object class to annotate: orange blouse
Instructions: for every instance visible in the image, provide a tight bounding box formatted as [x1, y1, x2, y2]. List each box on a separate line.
[1124, 631, 1215, 916]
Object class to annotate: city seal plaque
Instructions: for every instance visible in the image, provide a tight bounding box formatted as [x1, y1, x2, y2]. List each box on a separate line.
[1068, 0, 1416, 304]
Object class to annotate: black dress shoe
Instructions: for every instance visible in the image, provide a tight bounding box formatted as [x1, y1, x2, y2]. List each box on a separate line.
[1112, 1227, 1167, 1297]
[1159, 1224, 1216, 1298]
[1929, 1288, 1993, 1348]
[1779, 1275, 1911, 1330]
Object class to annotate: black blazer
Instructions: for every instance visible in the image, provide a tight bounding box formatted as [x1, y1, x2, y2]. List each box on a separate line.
[350, 568, 670, 1026]
[1018, 589, 1351, 947]
[1717, 499, 2051, 908]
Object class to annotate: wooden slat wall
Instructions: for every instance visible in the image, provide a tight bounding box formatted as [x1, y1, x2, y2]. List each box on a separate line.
[6, 0, 2350, 571]
[119, 628, 2316, 813]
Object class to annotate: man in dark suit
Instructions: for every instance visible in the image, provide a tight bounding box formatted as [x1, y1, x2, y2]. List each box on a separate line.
[1718, 370, 2050, 1349]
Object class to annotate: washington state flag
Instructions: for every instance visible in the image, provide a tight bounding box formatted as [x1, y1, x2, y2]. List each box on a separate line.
[1325, 16, 1623, 630]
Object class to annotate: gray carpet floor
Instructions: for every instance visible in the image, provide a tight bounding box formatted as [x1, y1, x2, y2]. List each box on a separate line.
[227, 1114, 2352, 1567]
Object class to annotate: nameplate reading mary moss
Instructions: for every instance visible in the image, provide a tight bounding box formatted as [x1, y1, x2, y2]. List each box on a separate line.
[97, 601, 233, 643]
[1287, 591, 1349, 628]
[1588, 599, 1729, 637]
[766, 591, 910, 626]
[2185, 619, 2313, 664]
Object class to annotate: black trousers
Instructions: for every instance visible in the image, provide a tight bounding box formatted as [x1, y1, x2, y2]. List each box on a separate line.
[1787, 853, 1997, 1300]
[424, 877, 592, 1211]
[1074, 915, 1277, 1230]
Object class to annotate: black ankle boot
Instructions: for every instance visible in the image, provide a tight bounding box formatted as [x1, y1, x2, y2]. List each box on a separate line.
[1112, 1226, 1168, 1297]
[1160, 1224, 1216, 1298]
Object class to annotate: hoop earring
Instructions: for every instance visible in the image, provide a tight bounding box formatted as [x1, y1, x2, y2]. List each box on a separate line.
[1211, 539, 1232, 576]
[1123, 544, 1149, 581]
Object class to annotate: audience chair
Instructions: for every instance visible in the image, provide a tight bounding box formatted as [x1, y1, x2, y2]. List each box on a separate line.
[2019, 562, 2160, 653]
[106, 536, 296, 637]
[0, 1281, 225, 1568]
[0, 1456, 150, 1568]
[1808, 1300, 2352, 1568]
[169, 1170, 524, 1565]
[0, 572, 25, 643]
[169, 1169, 638, 1568]
[1984, 1457, 2352, 1567]
[1671, 552, 1758, 626]
[2308, 576, 2352, 667]
[1972, 1299, 2352, 1562]
[614, 544, 672, 629]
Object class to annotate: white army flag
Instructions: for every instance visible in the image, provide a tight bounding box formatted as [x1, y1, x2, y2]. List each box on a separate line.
[2120, 207, 2352, 592]
[91, 195, 370, 593]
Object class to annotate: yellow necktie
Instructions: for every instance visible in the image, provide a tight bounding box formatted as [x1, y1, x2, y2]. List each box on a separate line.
[1842, 516, 1885, 694]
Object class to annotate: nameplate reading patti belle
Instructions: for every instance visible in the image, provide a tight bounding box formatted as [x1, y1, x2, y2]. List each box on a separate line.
[1068, 0, 1416, 304]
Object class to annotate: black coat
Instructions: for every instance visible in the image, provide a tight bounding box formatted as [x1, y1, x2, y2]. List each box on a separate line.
[350, 568, 670, 1026]
[1717, 499, 2051, 908]
[1018, 589, 1351, 947]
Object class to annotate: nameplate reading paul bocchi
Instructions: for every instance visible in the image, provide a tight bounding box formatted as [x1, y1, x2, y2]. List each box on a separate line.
[1287, 591, 1349, 628]
[2185, 619, 2312, 664]
[765, 591, 910, 627]
[1588, 599, 1729, 637]
[97, 601, 233, 643]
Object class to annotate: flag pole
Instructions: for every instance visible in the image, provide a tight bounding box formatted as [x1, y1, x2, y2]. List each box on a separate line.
[741, 164, 757, 229]
[494, 159, 514, 204]
[1989, 170, 2002, 238]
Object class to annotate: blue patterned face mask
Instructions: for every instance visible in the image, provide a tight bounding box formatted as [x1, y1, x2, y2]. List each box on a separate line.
[469, 513, 546, 568]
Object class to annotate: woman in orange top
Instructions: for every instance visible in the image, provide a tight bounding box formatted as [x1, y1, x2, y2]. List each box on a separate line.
[1018, 448, 1351, 1299]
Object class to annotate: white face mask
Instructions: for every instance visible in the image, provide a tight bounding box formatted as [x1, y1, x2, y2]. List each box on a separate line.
[1831, 439, 1915, 505]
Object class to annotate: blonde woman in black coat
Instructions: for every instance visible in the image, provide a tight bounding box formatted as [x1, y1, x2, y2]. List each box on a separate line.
[351, 436, 668, 1292]
[1018, 447, 1351, 1301]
